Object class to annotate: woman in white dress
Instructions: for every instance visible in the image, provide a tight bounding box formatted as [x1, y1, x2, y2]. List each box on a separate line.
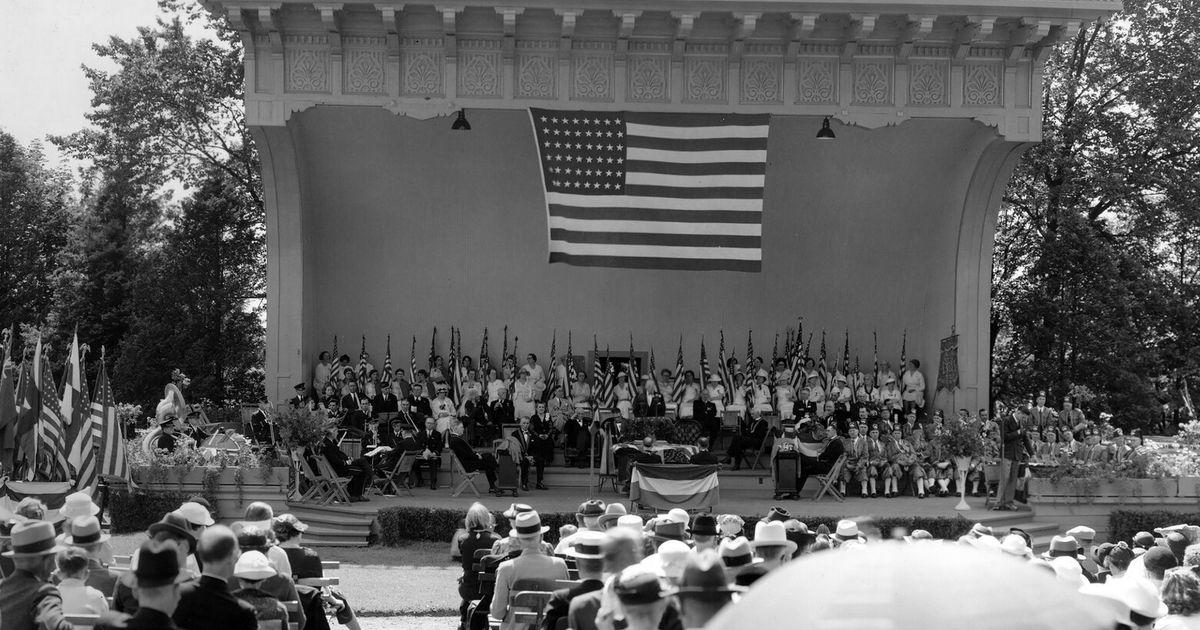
[313, 351, 332, 402]
[513, 368, 537, 420]
[704, 375, 726, 415]
[727, 373, 748, 421]
[486, 367, 507, 405]
[773, 375, 795, 420]
[751, 369, 773, 417]
[613, 372, 634, 419]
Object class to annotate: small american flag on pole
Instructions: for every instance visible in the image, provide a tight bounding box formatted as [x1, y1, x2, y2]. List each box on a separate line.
[529, 109, 769, 272]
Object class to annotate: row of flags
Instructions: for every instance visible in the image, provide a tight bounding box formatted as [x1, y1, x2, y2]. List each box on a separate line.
[0, 327, 130, 492]
[325, 324, 910, 409]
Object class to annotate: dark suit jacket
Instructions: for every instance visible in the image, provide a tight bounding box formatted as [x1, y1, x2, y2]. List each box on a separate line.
[405, 395, 433, 418]
[317, 437, 355, 476]
[448, 434, 483, 471]
[374, 392, 399, 413]
[489, 400, 515, 426]
[99, 607, 177, 630]
[173, 575, 257, 630]
[340, 392, 367, 413]
[416, 428, 445, 454]
[817, 437, 846, 465]
[689, 450, 720, 465]
[543, 579, 603, 630]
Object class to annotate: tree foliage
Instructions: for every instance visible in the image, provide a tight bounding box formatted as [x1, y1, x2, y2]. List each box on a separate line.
[992, 0, 1200, 428]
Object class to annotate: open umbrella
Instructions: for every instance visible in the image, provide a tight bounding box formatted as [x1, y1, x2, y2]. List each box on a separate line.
[706, 542, 1110, 630]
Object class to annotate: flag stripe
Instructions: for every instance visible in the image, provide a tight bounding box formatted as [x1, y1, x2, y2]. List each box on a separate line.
[549, 216, 761, 236]
[549, 228, 761, 249]
[549, 253, 762, 272]
[550, 241, 761, 260]
[624, 185, 763, 200]
[625, 172, 765, 188]
[550, 205, 760, 225]
[547, 193, 762, 212]
[626, 147, 767, 164]
[626, 134, 768, 152]
[625, 160, 766, 176]
[625, 112, 770, 127]
[626, 122, 771, 139]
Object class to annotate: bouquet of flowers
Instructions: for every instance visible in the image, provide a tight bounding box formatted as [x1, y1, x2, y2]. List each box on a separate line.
[270, 406, 330, 453]
[935, 418, 984, 460]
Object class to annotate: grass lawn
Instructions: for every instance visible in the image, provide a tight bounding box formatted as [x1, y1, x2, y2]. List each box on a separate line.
[108, 535, 462, 615]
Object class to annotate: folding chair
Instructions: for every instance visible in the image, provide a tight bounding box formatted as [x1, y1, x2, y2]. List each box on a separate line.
[718, 410, 741, 450]
[451, 451, 483, 498]
[813, 454, 847, 503]
[750, 416, 780, 470]
[294, 455, 332, 503]
[374, 450, 420, 496]
[315, 455, 353, 504]
[510, 591, 555, 629]
[282, 600, 301, 630]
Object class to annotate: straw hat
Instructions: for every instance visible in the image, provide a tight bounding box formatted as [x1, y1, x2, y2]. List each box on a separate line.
[2, 520, 65, 558]
[509, 511, 549, 539]
[750, 521, 797, 557]
[60, 492, 100, 520]
[234, 550, 278, 581]
[64, 515, 110, 546]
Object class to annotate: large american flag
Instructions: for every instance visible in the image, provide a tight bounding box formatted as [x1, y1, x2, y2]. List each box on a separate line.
[529, 109, 769, 272]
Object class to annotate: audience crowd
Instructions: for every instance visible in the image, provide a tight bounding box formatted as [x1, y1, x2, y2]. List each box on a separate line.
[458, 498, 1200, 630]
[0, 494, 356, 630]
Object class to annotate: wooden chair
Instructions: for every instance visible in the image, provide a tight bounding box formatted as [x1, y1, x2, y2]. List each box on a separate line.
[282, 600, 301, 630]
[294, 453, 332, 503]
[64, 614, 99, 629]
[509, 590, 555, 629]
[451, 451, 484, 498]
[813, 454, 847, 503]
[314, 455, 353, 504]
[750, 418, 780, 470]
[375, 450, 420, 496]
[718, 410, 741, 449]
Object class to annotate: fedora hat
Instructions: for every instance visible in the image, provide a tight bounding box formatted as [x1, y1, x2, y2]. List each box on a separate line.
[675, 549, 745, 597]
[1065, 525, 1096, 545]
[273, 513, 309, 534]
[707, 374, 722, 383]
[503, 503, 534, 520]
[765, 506, 790, 523]
[509, 511, 549, 538]
[597, 503, 628, 528]
[1042, 535, 1084, 560]
[133, 539, 188, 588]
[969, 523, 993, 538]
[2, 520, 65, 558]
[60, 492, 100, 520]
[688, 514, 719, 537]
[719, 537, 762, 569]
[832, 519, 863, 543]
[616, 514, 644, 531]
[652, 520, 688, 544]
[0, 516, 28, 541]
[1000, 534, 1031, 558]
[904, 529, 934, 544]
[569, 531, 606, 560]
[234, 550, 278, 581]
[750, 521, 797, 556]
[577, 500, 606, 519]
[147, 512, 197, 554]
[64, 515, 110, 546]
[237, 526, 271, 551]
[665, 509, 690, 525]
[614, 565, 676, 605]
[178, 502, 215, 527]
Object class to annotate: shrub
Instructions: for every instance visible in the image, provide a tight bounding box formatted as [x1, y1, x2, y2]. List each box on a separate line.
[1109, 509, 1200, 543]
[374, 505, 972, 545]
[108, 487, 217, 533]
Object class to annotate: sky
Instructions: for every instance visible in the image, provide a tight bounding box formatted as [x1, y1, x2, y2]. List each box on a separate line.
[0, 0, 184, 165]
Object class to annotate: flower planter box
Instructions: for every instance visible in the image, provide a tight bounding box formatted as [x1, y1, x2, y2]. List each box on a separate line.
[1028, 477, 1180, 504]
[131, 465, 291, 520]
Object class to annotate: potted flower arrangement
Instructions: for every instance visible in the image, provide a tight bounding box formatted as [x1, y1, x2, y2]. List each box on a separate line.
[269, 405, 330, 454]
[934, 417, 984, 511]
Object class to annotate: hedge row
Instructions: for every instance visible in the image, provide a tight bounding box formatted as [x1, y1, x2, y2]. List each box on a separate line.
[108, 488, 218, 534]
[375, 505, 972, 546]
[1109, 509, 1200, 543]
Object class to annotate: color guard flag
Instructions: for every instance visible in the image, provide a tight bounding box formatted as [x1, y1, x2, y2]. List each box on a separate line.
[92, 354, 131, 486]
[530, 109, 769, 272]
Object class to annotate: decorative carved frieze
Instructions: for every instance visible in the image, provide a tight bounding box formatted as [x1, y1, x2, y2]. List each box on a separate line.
[287, 48, 330, 93]
[908, 59, 948, 106]
[796, 58, 837, 105]
[963, 62, 1002, 106]
[402, 49, 444, 97]
[572, 54, 613, 101]
[344, 48, 385, 94]
[684, 56, 727, 103]
[516, 50, 556, 99]
[853, 60, 893, 105]
[741, 57, 781, 104]
[627, 54, 669, 103]
[458, 50, 502, 97]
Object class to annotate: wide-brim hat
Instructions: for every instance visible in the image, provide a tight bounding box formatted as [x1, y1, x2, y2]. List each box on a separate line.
[665, 509, 690, 525]
[970, 523, 993, 538]
[509, 511, 549, 538]
[597, 503, 628, 528]
[234, 550, 278, 580]
[688, 514, 719, 537]
[708, 374, 723, 383]
[750, 521, 797, 556]
[64, 515, 111, 546]
[755, 369, 769, 379]
[766, 507, 790, 522]
[719, 537, 763, 569]
[614, 566, 677, 605]
[652, 521, 689, 543]
[2, 520, 65, 558]
[568, 531, 606, 559]
[577, 500, 606, 519]
[832, 519, 862, 542]
[502, 503, 534, 520]
[60, 492, 101, 519]
[675, 550, 746, 597]
[147, 512, 198, 554]
[178, 502, 216, 527]
[1042, 535, 1085, 560]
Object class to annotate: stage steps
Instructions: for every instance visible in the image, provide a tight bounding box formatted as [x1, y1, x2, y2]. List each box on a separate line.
[974, 508, 1063, 553]
[286, 501, 377, 547]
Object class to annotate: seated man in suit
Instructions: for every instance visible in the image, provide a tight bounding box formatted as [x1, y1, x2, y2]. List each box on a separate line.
[340, 397, 371, 437]
[405, 383, 433, 418]
[173, 526, 258, 630]
[489, 511, 568, 630]
[340, 381, 368, 420]
[288, 382, 309, 409]
[310, 424, 371, 502]
[689, 437, 719, 465]
[413, 415, 445, 490]
[510, 417, 547, 491]
[726, 415, 769, 471]
[373, 384, 400, 413]
[797, 423, 846, 495]
[445, 420, 499, 494]
[489, 387, 516, 429]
